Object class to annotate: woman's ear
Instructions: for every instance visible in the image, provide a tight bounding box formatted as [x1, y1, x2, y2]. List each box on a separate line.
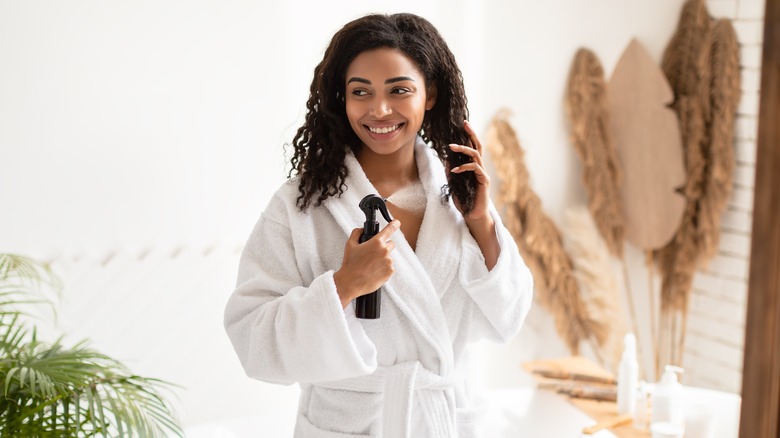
[425, 84, 437, 110]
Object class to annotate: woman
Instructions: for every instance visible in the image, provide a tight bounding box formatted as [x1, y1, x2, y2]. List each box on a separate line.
[224, 13, 533, 438]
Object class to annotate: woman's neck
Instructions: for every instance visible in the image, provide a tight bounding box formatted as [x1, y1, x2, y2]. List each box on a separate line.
[356, 143, 418, 189]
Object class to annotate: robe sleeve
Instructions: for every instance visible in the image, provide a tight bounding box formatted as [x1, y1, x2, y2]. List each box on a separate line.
[457, 205, 534, 343]
[223, 199, 377, 385]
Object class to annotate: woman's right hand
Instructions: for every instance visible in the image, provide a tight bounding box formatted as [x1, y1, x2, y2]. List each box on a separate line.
[334, 220, 401, 309]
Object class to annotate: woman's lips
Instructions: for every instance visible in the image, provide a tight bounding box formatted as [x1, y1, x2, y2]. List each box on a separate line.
[365, 123, 404, 139]
[366, 123, 402, 134]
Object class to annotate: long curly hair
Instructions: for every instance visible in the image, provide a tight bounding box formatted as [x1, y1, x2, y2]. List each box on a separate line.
[288, 13, 476, 212]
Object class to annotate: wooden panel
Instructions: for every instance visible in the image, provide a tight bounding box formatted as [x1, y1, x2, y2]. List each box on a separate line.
[608, 39, 686, 249]
[739, 0, 780, 435]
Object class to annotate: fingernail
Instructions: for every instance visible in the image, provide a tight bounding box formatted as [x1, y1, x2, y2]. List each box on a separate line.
[449, 143, 458, 149]
[451, 166, 461, 172]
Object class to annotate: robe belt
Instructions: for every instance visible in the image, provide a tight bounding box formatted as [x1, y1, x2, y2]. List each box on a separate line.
[316, 361, 456, 438]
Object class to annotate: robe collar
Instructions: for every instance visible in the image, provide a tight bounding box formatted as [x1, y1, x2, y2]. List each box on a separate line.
[322, 137, 462, 375]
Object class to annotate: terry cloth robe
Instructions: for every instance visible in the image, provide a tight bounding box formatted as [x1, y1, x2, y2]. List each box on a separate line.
[224, 137, 533, 438]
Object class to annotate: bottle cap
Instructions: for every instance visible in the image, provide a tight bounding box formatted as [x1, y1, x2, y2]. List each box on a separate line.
[623, 333, 637, 360]
[661, 365, 684, 384]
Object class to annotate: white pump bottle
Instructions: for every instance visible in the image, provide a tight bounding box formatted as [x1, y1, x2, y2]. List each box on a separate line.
[617, 333, 638, 416]
[651, 365, 685, 428]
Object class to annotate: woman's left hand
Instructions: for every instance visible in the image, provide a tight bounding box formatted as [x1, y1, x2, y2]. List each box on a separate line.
[449, 120, 500, 270]
[449, 120, 491, 224]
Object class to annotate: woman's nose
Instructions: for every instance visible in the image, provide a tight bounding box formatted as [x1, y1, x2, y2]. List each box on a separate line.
[370, 97, 392, 118]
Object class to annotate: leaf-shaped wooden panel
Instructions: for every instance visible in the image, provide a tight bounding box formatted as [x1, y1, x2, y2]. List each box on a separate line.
[608, 39, 686, 250]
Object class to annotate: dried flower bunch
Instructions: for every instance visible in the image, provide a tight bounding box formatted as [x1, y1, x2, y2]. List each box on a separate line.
[563, 206, 625, 368]
[655, 0, 741, 363]
[564, 48, 626, 258]
[486, 110, 609, 356]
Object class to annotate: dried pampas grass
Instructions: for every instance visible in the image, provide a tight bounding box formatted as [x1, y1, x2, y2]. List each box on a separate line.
[563, 206, 625, 370]
[565, 48, 626, 258]
[486, 110, 607, 355]
[656, 0, 713, 316]
[656, 0, 740, 365]
[657, 0, 712, 308]
[700, 19, 740, 262]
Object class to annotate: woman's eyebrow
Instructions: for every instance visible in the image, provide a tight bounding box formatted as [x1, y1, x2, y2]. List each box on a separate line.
[347, 77, 371, 84]
[347, 76, 416, 85]
[385, 76, 415, 84]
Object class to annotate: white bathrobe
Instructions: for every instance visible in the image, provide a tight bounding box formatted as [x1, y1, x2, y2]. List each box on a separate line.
[224, 138, 533, 438]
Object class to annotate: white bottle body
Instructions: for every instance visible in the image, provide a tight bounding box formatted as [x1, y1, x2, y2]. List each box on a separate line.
[633, 385, 649, 429]
[651, 387, 683, 426]
[651, 366, 685, 428]
[617, 333, 638, 416]
[617, 355, 638, 415]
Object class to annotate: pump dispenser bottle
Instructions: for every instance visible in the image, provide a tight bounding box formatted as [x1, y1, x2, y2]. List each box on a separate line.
[617, 333, 638, 416]
[651, 365, 685, 428]
[354, 194, 393, 319]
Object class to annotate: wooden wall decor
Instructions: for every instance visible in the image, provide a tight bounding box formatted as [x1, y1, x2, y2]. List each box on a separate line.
[607, 39, 686, 250]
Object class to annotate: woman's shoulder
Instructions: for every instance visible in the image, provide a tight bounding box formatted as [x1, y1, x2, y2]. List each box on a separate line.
[272, 177, 302, 202]
[264, 176, 335, 216]
[259, 178, 303, 222]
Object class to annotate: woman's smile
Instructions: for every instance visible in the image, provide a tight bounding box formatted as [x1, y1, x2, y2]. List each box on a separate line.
[366, 123, 403, 135]
[365, 122, 406, 142]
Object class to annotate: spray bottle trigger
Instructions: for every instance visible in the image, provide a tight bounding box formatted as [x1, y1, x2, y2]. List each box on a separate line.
[359, 194, 394, 224]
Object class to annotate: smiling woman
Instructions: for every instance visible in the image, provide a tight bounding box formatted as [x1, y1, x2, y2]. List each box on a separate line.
[222, 12, 534, 438]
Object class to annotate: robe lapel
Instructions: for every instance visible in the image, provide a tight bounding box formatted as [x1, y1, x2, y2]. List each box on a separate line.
[322, 142, 456, 375]
[412, 139, 462, 301]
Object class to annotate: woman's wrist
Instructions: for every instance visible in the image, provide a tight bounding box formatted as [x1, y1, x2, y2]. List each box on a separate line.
[465, 216, 500, 270]
[333, 270, 355, 309]
[465, 213, 495, 242]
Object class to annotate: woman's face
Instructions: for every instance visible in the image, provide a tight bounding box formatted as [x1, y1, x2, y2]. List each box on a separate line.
[345, 47, 436, 157]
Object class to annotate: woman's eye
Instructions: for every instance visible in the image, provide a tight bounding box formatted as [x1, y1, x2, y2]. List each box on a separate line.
[351, 89, 369, 96]
[392, 88, 411, 95]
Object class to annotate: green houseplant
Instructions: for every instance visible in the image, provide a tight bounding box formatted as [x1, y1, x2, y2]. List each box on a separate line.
[0, 253, 183, 437]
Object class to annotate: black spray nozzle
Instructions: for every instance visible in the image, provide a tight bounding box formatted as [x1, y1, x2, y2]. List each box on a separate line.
[359, 194, 393, 233]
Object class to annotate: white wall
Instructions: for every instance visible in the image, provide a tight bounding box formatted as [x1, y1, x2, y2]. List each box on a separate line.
[0, 0, 757, 429]
[480, 0, 692, 222]
[0, 0, 478, 255]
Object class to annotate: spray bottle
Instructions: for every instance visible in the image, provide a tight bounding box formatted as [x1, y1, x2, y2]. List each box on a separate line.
[355, 194, 393, 319]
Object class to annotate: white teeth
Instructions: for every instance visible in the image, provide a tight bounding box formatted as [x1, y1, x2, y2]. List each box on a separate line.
[368, 124, 400, 134]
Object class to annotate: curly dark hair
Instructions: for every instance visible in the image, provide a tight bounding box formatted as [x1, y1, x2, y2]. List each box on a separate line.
[288, 13, 477, 213]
